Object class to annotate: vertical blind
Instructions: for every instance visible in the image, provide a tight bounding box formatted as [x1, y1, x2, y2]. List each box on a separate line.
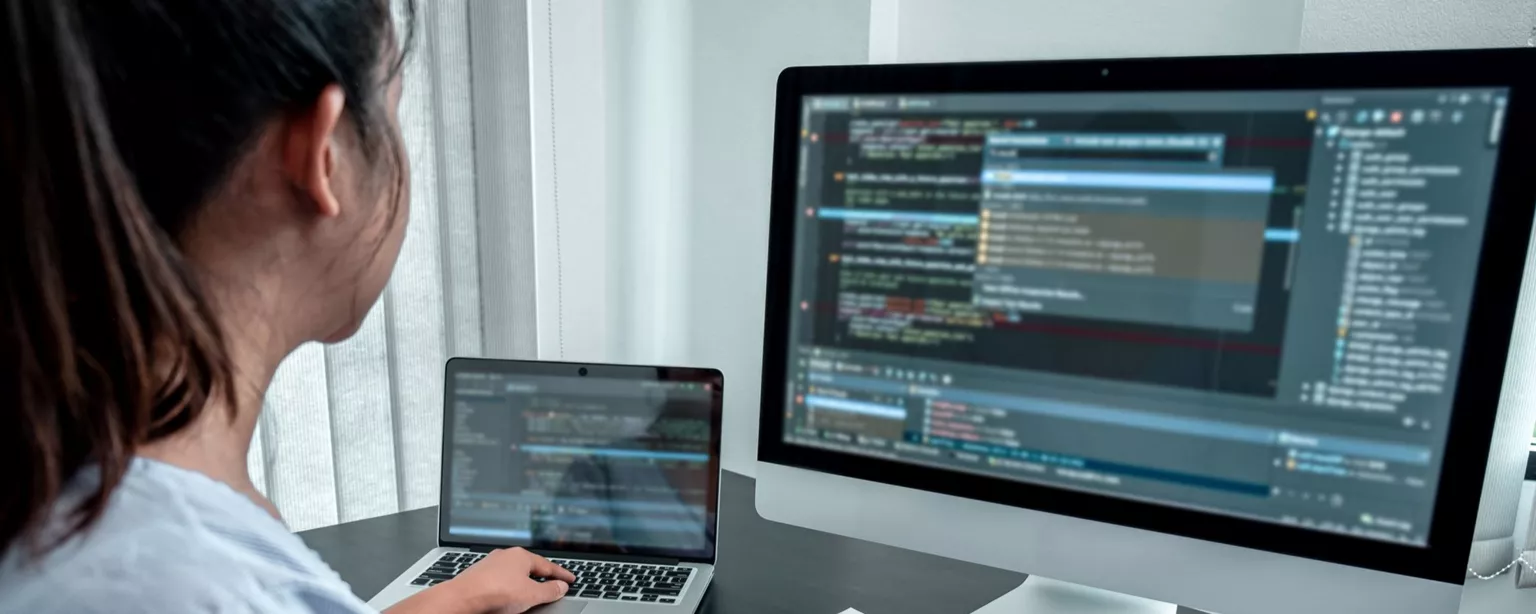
[246, 0, 535, 531]
[1471, 218, 1536, 578]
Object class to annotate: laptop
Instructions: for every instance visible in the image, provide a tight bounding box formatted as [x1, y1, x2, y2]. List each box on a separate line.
[368, 358, 724, 612]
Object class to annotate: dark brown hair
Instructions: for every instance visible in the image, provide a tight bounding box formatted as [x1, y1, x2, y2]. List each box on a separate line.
[0, 0, 411, 554]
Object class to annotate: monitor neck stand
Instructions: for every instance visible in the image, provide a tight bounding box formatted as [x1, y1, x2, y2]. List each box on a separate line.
[971, 576, 1185, 614]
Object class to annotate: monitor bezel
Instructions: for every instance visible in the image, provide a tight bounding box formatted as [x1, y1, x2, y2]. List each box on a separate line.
[440, 358, 725, 564]
[756, 47, 1536, 584]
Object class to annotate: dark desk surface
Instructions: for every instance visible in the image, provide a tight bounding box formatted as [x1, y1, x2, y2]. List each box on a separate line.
[300, 471, 1204, 613]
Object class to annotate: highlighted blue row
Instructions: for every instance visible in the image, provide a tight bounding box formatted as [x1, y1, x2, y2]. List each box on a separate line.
[520, 445, 710, 463]
[818, 208, 979, 225]
[980, 170, 1274, 193]
[452, 511, 706, 533]
[924, 436, 1271, 497]
[448, 526, 532, 540]
[1264, 228, 1301, 242]
[986, 132, 1225, 151]
[804, 395, 908, 420]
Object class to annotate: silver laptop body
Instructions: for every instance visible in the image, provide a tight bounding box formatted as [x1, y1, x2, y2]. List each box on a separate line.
[368, 359, 725, 613]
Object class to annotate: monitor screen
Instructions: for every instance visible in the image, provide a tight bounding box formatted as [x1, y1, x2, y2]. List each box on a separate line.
[443, 367, 720, 559]
[780, 88, 1509, 547]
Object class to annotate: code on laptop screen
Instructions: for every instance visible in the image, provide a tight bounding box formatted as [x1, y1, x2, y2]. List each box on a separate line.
[444, 370, 718, 559]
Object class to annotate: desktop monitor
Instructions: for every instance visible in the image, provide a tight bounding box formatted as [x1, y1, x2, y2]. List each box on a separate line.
[755, 48, 1536, 614]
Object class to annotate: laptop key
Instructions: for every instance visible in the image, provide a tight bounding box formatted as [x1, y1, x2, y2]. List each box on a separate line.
[641, 595, 657, 602]
[621, 596, 638, 601]
[410, 578, 430, 586]
[660, 598, 676, 604]
[603, 592, 621, 600]
[641, 588, 681, 596]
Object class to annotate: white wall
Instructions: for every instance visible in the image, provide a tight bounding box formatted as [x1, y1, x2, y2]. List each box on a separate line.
[600, 0, 871, 476]
[873, 0, 1304, 62]
[1299, 0, 1534, 51]
[687, 0, 872, 476]
[871, 0, 1534, 62]
[530, 0, 611, 363]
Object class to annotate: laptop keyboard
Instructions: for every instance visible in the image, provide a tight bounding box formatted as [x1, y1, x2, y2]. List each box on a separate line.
[556, 558, 692, 605]
[410, 552, 692, 605]
[411, 551, 486, 586]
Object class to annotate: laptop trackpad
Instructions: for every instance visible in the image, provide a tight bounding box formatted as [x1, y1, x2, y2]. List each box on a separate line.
[530, 599, 588, 614]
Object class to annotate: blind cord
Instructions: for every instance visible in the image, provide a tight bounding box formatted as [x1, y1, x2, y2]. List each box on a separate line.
[1468, 554, 1534, 581]
[546, 0, 565, 360]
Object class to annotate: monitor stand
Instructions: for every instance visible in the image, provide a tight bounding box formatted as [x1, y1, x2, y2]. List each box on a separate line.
[971, 576, 1182, 614]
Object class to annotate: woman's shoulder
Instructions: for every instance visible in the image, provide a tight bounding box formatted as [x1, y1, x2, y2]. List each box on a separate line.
[0, 459, 369, 613]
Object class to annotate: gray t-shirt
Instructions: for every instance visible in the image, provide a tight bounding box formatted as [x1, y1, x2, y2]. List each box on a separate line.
[0, 458, 374, 613]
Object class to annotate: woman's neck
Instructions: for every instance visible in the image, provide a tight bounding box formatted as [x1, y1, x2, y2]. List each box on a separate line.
[137, 311, 290, 521]
[137, 392, 276, 518]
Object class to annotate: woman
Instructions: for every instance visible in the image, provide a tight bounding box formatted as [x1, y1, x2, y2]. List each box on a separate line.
[0, 1, 573, 612]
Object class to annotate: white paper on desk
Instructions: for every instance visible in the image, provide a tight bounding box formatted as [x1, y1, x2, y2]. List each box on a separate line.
[837, 610, 865, 614]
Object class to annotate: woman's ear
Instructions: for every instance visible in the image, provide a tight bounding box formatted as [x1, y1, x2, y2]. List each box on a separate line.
[281, 84, 347, 218]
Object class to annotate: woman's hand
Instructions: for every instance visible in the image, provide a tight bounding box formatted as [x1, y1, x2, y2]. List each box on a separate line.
[452, 548, 574, 612]
[384, 548, 575, 614]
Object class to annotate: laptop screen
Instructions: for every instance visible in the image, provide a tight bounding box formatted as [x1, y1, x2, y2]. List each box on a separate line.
[441, 361, 722, 561]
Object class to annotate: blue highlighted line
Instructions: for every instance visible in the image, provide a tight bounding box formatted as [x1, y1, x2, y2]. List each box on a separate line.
[818, 208, 979, 225]
[804, 395, 908, 420]
[980, 170, 1274, 193]
[448, 526, 532, 540]
[1264, 228, 1300, 242]
[985, 132, 1225, 151]
[519, 445, 710, 463]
